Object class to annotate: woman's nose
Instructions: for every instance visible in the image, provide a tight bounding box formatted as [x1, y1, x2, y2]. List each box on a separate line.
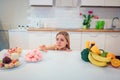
[57, 40, 61, 44]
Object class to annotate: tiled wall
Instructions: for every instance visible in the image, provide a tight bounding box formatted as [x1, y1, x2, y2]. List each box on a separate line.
[0, 0, 120, 29]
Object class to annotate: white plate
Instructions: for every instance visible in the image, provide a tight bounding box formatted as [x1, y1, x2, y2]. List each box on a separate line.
[0, 58, 23, 70]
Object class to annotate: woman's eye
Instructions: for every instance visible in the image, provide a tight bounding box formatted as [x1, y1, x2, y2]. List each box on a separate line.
[56, 38, 58, 41]
[61, 39, 64, 41]
[56, 38, 64, 42]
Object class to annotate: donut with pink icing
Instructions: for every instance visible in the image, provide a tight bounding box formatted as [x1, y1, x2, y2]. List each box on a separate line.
[25, 49, 42, 62]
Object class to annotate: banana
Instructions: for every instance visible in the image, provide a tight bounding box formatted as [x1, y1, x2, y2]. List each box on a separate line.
[91, 52, 111, 62]
[85, 41, 90, 48]
[88, 52, 107, 67]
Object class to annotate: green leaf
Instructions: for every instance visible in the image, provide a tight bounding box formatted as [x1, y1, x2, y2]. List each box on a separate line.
[83, 14, 86, 18]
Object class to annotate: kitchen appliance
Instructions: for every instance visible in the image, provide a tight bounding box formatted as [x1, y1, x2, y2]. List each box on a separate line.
[0, 24, 9, 51]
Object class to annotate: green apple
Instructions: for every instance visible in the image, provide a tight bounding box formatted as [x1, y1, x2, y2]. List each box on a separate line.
[100, 52, 108, 57]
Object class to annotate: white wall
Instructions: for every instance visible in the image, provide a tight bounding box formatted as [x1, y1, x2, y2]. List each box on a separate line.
[0, 0, 120, 29]
[0, 0, 29, 30]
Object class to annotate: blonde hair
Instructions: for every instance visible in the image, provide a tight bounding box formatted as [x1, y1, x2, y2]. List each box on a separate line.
[56, 31, 70, 49]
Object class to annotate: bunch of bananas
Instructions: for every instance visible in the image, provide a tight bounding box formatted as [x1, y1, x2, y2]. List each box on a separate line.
[82, 41, 111, 67]
[88, 52, 111, 67]
[81, 41, 120, 68]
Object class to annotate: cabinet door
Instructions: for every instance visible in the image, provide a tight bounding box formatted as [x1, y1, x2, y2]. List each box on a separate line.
[28, 31, 52, 49]
[104, 0, 120, 6]
[9, 31, 28, 49]
[69, 32, 81, 50]
[81, 0, 104, 6]
[51, 32, 81, 50]
[105, 33, 120, 55]
[56, 0, 77, 7]
[51, 32, 57, 45]
[29, 0, 53, 6]
[81, 32, 105, 50]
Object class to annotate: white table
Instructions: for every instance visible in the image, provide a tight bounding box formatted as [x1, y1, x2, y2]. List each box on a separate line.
[0, 50, 120, 80]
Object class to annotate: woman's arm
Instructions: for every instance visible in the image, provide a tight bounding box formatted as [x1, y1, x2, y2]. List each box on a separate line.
[39, 44, 56, 52]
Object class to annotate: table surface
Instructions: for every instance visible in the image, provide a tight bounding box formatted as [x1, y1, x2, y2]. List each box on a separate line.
[0, 50, 120, 80]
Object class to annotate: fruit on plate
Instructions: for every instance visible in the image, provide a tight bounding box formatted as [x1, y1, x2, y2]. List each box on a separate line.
[0, 63, 3, 68]
[81, 48, 90, 62]
[0, 60, 3, 68]
[0, 60, 3, 63]
[16, 47, 22, 54]
[8, 47, 22, 56]
[100, 49, 108, 57]
[107, 53, 116, 59]
[91, 52, 111, 63]
[2, 56, 12, 64]
[14, 61, 20, 67]
[111, 58, 120, 68]
[10, 53, 19, 60]
[100, 52, 108, 57]
[88, 52, 107, 67]
[0, 53, 21, 69]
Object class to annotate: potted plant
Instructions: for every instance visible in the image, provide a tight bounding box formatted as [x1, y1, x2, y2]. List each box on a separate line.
[80, 10, 99, 29]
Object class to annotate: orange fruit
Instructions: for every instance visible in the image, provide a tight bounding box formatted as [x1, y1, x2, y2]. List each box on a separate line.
[111, 58, 120, 68]
[107, 53, 116, 59]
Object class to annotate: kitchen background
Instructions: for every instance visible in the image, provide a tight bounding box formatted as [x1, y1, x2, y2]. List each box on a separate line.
[0, 0, 120, 50]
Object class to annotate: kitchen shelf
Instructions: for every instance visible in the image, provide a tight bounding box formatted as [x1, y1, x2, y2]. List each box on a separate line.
[27, 28, 120, 32]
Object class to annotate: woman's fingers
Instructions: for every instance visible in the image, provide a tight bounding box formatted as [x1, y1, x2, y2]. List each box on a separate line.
[40, 45, 47, 52]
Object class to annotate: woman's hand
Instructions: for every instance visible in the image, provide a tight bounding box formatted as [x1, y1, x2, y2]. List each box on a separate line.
[65, 48, 72, 52]
[39, 45, 47, 52]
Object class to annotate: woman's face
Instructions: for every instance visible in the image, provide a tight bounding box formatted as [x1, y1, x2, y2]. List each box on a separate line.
[56, 34, 68, 50]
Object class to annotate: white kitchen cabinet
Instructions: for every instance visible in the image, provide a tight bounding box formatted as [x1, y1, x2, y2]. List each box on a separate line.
[105, 32, 120, 55]
[51, 31, 57, 44]
[81, 0, 120, 7]
[81, 32, 106, 50]
[29, 0, 53, 6]
[81, 0, 104, 6]
[9, 30, 28, 49]
[51, 32, 81, 50]
[9, 29, 120, 53]
[28, 31, 52, 49]
[69, 32, 81, 50]
[104, 0, 120, 7]
[56, 0, 77, 7]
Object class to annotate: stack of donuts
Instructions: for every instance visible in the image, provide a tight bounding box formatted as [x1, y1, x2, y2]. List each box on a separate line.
[25, 49, 42, 62]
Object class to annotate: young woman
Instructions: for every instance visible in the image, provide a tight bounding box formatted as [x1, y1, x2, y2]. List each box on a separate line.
[39, 31, 71, 52]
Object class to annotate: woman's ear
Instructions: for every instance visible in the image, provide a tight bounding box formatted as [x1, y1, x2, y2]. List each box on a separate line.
[66, 42, 68, 45]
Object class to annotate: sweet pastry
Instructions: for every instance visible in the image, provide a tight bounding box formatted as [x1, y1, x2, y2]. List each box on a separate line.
[25, 49, 42, 62]
[8, 47, 22, 56]
[10, 53, 19, 60]
[2, 56, 12, 64]
[0, 50, 21, 69]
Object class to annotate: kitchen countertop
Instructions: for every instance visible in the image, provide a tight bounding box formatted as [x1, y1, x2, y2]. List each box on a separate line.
[27, 28, 120, 32]
[0, 49, 120, 80]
